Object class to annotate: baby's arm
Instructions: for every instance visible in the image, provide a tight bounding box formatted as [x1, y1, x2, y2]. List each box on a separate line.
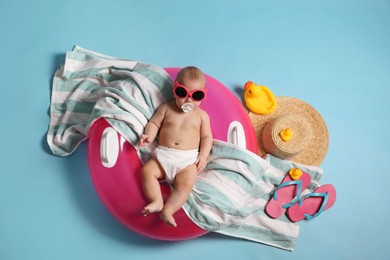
[138, 104, 167, 148]
[196, 111, 213, 172]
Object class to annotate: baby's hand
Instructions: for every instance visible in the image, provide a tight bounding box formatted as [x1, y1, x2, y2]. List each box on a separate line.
[195, 154, 208, 173]
[138, 134, 151, 150]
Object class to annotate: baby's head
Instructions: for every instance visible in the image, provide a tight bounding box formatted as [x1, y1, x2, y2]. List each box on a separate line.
[173, 66, 207, 112]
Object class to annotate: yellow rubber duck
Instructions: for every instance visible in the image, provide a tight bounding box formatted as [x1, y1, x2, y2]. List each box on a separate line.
[279, 128, 293, 142]
[289, 168, 303, 180]
[244, 81, 277, 114]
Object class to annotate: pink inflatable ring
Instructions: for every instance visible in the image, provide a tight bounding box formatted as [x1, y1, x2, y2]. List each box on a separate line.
[88, 68, 258, 240]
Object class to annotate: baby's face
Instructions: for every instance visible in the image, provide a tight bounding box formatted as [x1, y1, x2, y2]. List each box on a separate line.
[173, 79, 206, 111]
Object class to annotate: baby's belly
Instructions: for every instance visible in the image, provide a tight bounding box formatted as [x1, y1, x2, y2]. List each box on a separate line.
[158, 128, 200, 150]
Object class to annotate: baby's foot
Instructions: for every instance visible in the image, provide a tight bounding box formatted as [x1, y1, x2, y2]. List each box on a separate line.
[160, 211, 177, 227]
[142, 201, 163, 216]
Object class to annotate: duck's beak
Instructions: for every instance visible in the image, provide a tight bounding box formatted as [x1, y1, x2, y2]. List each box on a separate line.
[244, 81, 253, 90]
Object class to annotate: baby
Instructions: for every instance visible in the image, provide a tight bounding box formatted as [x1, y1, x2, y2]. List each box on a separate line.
[138, 66, 213, 227]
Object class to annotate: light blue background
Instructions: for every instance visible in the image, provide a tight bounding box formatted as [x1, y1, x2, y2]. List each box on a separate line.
[1, 0, 389, 259]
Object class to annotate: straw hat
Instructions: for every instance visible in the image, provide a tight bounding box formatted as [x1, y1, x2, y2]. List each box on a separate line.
[248, 97, 329, 166]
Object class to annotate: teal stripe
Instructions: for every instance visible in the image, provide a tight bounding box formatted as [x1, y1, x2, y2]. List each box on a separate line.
[191, 181, 267, 218]
[192, 181, 236, 210]
[66, 51, 95, 62]
[134, 63, 173, 101]
[105, 118, 139, 143]
[47, 124, 73, 136]
[72, 47, 114, 61]
[210, 142, 265, 178]
[51, 100, 96, 114]
[62, 68, 119, 80]
[54, 78, 103, 92]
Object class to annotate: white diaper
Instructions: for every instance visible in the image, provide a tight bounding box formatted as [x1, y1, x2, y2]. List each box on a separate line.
[153, 146, 199, 184]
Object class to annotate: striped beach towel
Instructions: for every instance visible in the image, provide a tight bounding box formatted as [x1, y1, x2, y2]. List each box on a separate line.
[47, 46, 324, 251]
[47, 46, 173, 158]
[184, 140, 323, 251]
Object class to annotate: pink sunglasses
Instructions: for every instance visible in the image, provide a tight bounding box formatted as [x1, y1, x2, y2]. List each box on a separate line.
[172, 81, 207, 101]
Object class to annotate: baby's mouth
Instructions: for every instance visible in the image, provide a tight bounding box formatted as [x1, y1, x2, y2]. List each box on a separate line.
[181, 102, 194, 113]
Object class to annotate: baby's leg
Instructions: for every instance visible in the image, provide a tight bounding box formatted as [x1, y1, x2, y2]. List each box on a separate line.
[160, 164, 198, 227]
[141, 158, 165, 215]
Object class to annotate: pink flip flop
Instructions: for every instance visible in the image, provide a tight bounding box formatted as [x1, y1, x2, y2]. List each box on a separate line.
[286, 184, 336, 222]
[265, 171, 311, 219]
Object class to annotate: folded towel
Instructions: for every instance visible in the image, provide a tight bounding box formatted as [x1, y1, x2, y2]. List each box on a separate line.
[183, 140, 323, 251]
[47, 45, 173, 157]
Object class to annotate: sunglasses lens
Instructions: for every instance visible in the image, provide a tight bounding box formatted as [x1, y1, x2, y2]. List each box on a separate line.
[174, 86, 187, 98]
[192, 91, 205, 101]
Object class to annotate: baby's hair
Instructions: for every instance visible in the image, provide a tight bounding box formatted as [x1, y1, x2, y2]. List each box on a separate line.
[176, 66, 205, 84]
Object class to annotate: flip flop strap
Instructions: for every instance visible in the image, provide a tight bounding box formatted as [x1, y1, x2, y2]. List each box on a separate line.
[299, 192, 329, 220]
[273, 180, 303, 209]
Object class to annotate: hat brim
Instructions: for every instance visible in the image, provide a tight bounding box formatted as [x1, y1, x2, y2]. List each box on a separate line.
[248, 97, 329, 166]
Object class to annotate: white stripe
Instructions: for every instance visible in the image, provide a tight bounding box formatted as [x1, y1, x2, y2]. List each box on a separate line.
[118, 70, 169, 106]
[54, 65, 64, 78]
[49, 112, 91, 126]
[148, 63, 174, 81]
[235, 209, 299, 237]
[73, 45, 128, 60]
[215, 229, 294, 251]
[51, 85, 104, 103]
[95, 97, 149, 126]
[52, 124, 87, 145]
[64, 56, 138, 73]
